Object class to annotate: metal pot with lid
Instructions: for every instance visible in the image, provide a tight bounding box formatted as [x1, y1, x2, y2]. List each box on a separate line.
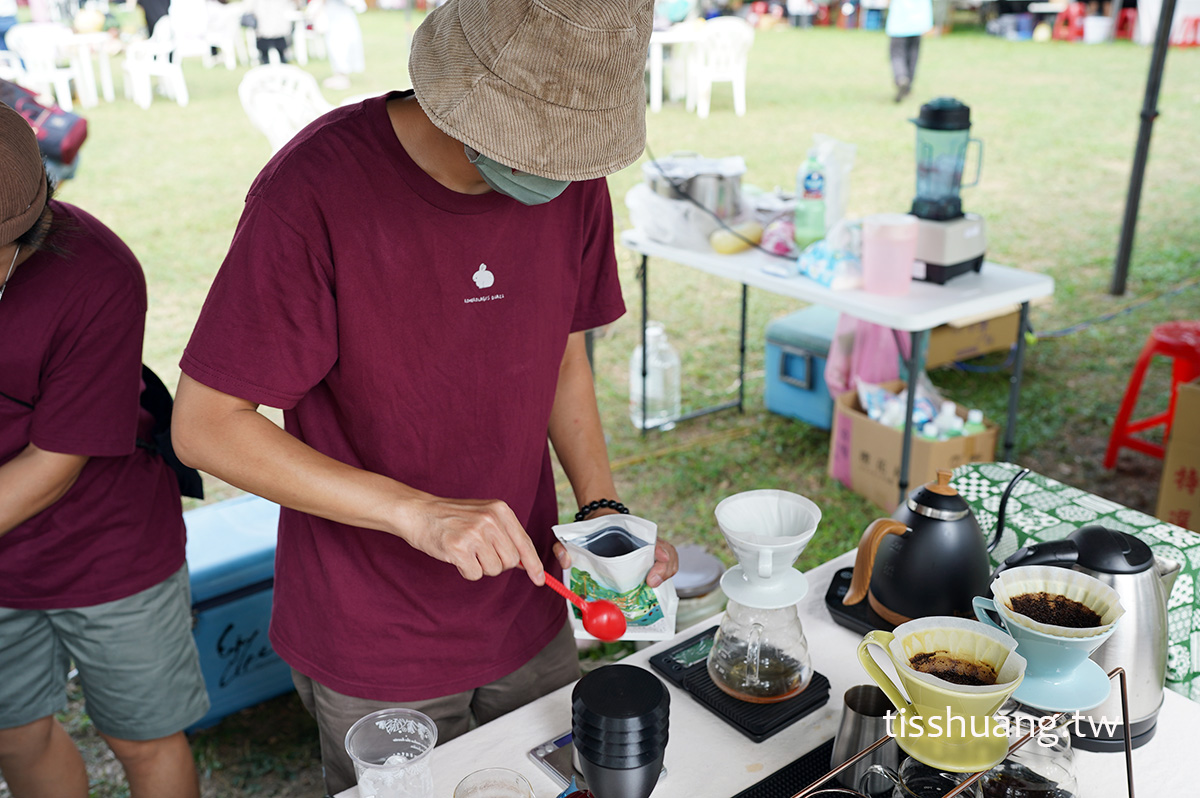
[641, 152, 745, 221]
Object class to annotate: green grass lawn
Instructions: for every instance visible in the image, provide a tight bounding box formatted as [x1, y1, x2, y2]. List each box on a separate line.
[15, 10, 1200, 797]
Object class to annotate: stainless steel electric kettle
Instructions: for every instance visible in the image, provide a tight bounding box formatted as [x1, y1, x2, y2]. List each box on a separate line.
[994, 524, 1181, 750]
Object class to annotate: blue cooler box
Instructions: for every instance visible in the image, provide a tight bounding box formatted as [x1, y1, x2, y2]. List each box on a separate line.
[185, 494, 294, 730]
[764, 305, 839, 429]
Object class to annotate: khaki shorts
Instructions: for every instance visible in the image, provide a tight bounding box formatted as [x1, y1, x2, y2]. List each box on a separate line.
[294, 619, 581, 796]
[0, 564, 210, 740]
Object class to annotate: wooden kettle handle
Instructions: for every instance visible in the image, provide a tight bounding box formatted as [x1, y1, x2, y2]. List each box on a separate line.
[843, 518, 909, 606]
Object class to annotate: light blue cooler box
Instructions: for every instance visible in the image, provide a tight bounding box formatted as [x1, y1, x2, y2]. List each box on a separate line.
[185, 494, 294, 730]
[764, 305, 840, 429]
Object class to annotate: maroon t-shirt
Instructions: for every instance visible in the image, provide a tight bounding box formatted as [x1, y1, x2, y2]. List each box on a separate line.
[0, 202, 186, 609]
[181, 93, 626, 701]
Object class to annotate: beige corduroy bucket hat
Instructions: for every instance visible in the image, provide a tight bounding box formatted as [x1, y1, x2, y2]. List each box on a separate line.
[409, 0, 654, 182]
[0, 103, 48, 245]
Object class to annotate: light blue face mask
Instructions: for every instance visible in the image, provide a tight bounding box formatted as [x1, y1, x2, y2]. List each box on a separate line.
[464, 146, 571, 206]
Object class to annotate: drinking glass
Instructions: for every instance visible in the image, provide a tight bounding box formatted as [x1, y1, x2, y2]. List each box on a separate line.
[453, 767, 533, 798]
[344, 708, 437, 798]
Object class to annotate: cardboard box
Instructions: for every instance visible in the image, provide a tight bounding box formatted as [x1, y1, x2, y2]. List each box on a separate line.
[1157, 379, 1200, 532]
[926, 306, 1021, 369]
[827, 380, 1000, 511]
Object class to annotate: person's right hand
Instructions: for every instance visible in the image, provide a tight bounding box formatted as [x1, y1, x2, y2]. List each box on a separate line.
[400, 496, 545, 586]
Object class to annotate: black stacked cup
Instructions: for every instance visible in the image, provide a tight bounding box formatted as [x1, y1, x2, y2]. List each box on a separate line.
[571, 664, 670, 798]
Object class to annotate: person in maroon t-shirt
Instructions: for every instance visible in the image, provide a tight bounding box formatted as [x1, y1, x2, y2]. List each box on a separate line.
[173, 0, 678, 793]
[0, 105, 209, 797]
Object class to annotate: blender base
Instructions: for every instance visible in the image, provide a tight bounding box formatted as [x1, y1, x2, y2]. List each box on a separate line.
[914, 253, 985, 285]
[913, 213, 987, 284]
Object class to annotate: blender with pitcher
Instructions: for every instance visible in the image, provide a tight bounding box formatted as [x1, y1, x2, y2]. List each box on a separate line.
[910, 97, 987, 284]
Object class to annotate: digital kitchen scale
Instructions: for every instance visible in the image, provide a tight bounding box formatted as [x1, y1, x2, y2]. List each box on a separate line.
[648, 626, 831, 743]
[823, 567, 895, 635]
[528, 730, 667, 791]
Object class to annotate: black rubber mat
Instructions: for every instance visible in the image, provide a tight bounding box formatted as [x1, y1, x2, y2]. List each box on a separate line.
[649, 625, 832, 743]
[730, 738, 837, 798]
[680, 667, 831, 743]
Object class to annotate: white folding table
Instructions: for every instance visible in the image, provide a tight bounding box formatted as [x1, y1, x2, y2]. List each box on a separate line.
[334, 550, 1192, 798]
[647, 24, 705, 113]
[620, 230, 1056, 504]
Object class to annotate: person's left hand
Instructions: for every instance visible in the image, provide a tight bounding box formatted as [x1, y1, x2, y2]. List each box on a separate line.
[645, 539, 678, 588]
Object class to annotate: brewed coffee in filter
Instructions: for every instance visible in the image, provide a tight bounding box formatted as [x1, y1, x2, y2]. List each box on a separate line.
[991, 565, 1124, 639]
[893, 617, 1025, 693]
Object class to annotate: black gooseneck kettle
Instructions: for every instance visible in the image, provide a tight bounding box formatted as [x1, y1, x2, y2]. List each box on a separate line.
[844, 467, 1029, 624]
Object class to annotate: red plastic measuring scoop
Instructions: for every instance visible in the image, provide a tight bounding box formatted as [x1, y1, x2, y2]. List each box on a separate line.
[543, 572, 627, 642]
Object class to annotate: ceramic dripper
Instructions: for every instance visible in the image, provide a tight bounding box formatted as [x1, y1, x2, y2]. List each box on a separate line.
[713, 489, 820, 584]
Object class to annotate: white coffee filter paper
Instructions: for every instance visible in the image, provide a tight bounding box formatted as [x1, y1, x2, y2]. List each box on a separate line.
[714, 489, 821, 545]
[890, 616, 1026, 694]
[991, 566, 1125, 639]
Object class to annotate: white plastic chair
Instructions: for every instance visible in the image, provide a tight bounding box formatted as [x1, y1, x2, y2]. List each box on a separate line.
[288, 8, 326, 66]
[687, 16, 755, 119]
[165, 0, 240, 69]
[237, 63, 333, 154]
[121, 18, 189, 109]
[206, 1, 250, 69]
[0, 51, 27, 84]
[5, 22, 82, 111]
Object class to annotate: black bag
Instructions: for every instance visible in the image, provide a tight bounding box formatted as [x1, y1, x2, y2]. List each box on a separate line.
[0, 79, 88, 165]
[240, 12, 258, 28]
[138, 365, 205, 499]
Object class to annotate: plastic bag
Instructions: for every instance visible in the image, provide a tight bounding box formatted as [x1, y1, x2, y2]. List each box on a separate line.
[812, 134, 856, 233]
[625, 183, 719, 252]
[857, 376, 944, 429]
[824, 314, 912, 400]
[797, 240, 859, 288]
[552, 515, 678, 641]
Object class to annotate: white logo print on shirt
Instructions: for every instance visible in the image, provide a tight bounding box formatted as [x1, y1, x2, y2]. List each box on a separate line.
[464, 263, 504, 305]
[472, 264, 494, 289]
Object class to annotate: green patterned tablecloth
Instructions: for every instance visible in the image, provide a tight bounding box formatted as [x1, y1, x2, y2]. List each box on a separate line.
[952, 462, 1199, 703]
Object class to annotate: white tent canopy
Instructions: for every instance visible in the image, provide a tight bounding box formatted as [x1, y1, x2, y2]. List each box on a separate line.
[1132, 0, 1200, 45]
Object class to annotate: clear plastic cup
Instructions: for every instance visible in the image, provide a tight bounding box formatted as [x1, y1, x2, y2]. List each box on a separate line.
[861, 213, 918, 296]
[344, 708, 438, 798]
[453, 767, 534, 798]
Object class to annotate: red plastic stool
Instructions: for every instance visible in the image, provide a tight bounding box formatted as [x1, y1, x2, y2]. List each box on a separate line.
[1115, 8, 1137, 40]
[1104, 321, 1200, 468]
[1052, 2, 1087, 41]
[1173, 16, 1200, 46]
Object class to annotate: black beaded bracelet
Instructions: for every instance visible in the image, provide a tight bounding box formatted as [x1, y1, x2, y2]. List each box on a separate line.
[574, 498, 630, 522]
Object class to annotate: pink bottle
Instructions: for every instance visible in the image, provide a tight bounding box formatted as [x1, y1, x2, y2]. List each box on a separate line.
[861, 213, 918, 295]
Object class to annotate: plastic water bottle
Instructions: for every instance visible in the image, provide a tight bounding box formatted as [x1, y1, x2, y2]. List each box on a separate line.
[964, 408, 987, 436]
[629, 322, 681, 431]
[934, 401, 965, 439]
[793, 149, 826, 250]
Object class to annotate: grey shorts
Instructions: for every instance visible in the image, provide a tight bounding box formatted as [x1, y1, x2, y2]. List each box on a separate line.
[0, 563, 210, 740]
[294, 619, 582, 796]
